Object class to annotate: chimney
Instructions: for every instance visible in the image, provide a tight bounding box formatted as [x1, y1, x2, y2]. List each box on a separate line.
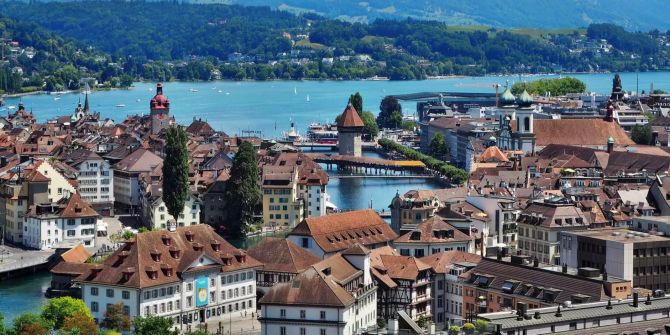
[602, 271, 608, 281]
[555, 306, 562, 317]
[562, 263, 568, 273]
[480, 231, 485, 257]
[606, 298, 612, 310]
[633, 292, 639, 307]
[607, 137, 614, 153]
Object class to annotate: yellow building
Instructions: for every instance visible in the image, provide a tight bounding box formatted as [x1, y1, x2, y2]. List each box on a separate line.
[261, 165, 304, 229]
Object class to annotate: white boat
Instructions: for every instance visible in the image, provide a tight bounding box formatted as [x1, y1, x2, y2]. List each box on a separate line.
[53, 97, 61, 101]
[293, 87, 297, 95]
[189, 88, 199, 92]
[225, 92, 230, 95]
[306, 95, 310, 102]
[280, 120, 302, 143]
[136, 99, 141, 102]
[7, 105, 16, 110]
[115, 104, 126, 108]
[218, 90, 223, 93]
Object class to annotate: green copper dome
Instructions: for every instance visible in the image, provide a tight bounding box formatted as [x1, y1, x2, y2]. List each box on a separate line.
[500, 87, 516, 106]
[517, 89, 533, 107]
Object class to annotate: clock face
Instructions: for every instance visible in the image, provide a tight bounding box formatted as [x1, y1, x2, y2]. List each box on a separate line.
[198, 288, 207, 303]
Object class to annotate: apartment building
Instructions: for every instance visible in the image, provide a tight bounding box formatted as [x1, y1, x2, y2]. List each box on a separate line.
[394, 216, 475, 258]
[261, 165, 303, 229]
[139, 184, 201, 230]
[113, 148, 162, 210]
[389, 189, 441, 233]
[60, 149, 115, 216]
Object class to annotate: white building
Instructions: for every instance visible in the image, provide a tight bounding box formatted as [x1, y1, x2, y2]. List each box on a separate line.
[23, 193, 98, 250]
[259, 244, 377, 335]
[140, 186, 202, 230]
[60, 149, 115, 216]
[394, 216, 475, 258]
[77, 225, 261, 327]
[466, 195, 519, 249]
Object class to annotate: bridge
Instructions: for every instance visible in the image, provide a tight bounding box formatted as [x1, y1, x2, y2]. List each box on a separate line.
[306, 153, 428, 176]
[0, 246, 53, 280]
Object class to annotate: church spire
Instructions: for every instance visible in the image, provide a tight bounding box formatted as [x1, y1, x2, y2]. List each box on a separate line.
[84, 91, 90, 113]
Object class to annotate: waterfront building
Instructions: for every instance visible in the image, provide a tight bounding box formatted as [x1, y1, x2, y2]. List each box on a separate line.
[60, 148, 115, 216]
[369, 246, 433, 321]
[394, 216, 475, 257]
[420, 251, 482, 329]
[480, 293, 670, 335]
[462, 257, 630, 321]
[389, 190, 441, 234]
[246, 237, 320, 297]
[516, 200, 592, 265]
[337, 103, 364, 157]
[77, 225, 261, 326]
[259, 244, 377, 335]
[149, 83, 174, 135]
[561, 228, 670, 291]
[113, 148, 162, 209]
[23, 193, 98, 250]
[261, 165, 303, 229]
[287, 209, 398, 259]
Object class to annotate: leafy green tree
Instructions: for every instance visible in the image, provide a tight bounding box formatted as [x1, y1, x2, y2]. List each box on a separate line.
[101, 303, 131, 332]
[475, 319, 489, 332]
[163, 127, 190, 225]
[42, 297, 92, 329]
[0, 312, 6, 335]
[429, 133, 447, 160]
[378, 96, 402, 128]
[13, 313, 52, 335]
[448, 325, 460, 335]
[511, 77, 586, 96]
[361, 111, 379, 139]
[119, 74, 133, 88]
[133, 315, 178, 335]
[349, 92, 363, 114]
[653, 89, 667, 94]
[224, 141, 261, 238]
[121, 230, 135, 240]
[631, 124, 653, 145]
[61, 313, 98, 335]
[389, 110, 403, 129]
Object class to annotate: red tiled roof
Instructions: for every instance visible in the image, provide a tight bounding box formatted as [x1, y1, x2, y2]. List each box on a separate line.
[247, 237, 320, 274]
[395, 216, 474, 244]
[60, 243, 92, 263]
[533, 119, 634, 147]
[337, 103, 364, 128]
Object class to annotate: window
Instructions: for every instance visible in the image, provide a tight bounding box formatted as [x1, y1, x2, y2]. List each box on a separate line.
[300, 310, 306, 319]
[106, 289, 114, 298]
[320, 311, 326, 320]
[280, 327, 286, 335]
[300, 328, 306, 335]
[144, 291, 150, 300]
[320, 330, 326, 335]
[91, 302, 98, 312]
[91, 287, 99, 296]
[67, 230, 76, 237]
[301, 238, 309, 248]
[123, 305, 130, 315]
[280, 309, 286, 318]
[122, 291, 130, 299]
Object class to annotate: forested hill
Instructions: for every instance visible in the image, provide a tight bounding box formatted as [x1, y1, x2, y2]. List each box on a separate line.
[229, 0, 670, 31]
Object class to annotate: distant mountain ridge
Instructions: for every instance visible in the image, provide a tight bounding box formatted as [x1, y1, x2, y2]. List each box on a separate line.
[226, 0, 670, 31]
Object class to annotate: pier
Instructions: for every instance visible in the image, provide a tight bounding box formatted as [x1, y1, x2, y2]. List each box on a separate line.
[0, 246, 53, 280]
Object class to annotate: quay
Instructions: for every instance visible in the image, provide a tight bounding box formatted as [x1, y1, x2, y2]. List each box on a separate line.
[0, 245, 53, 280]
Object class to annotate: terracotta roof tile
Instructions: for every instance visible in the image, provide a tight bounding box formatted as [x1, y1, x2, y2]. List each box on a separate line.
[395, 216, 474, 244]
[533, 119, 634, 147]
[337, 103, 364, 128]
[247, 238, 320, 274]
[419, 251, 482, 274]
[60, 243, 92, 263]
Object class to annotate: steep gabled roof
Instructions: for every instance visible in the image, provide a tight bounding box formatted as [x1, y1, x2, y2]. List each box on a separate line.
[533, 119, 634, 147]
[395, 216, 473, 244]
[115, 148, 163, 173]
[337, 103, 364, 128]
[247, 237, 320, 274]
[419, 251, 482, 274]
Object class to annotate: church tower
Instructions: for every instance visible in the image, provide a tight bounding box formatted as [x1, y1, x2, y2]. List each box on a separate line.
[149, 83, 171, 134]
[337, 103, 364, 157]
[515, 89, 536, 154]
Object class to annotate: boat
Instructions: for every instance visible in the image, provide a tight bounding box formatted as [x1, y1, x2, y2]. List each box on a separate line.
[136, 98, 141, 102]
[189, 88, 199, 92]
[218, 90, 223, 93]
[293, 87, 297, 95]
[225, 92, 230, 95]
[7, 105, 16, 110]
[307, 122, 338, 143]
[115, 104, 126, 108]
[53, 97, 61, 101]
[280, 120, 303, 143]
[306, 95, 310, 102]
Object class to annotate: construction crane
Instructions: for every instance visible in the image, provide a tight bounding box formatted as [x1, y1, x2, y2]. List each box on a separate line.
[455, 82, 503, 107]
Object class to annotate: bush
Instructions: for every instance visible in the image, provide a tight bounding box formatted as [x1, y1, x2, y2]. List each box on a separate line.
[378, 138, 468, 185]
[449, 325, 461, 335]
[463, 322, 476, 333]
[475, 319, 489, 332]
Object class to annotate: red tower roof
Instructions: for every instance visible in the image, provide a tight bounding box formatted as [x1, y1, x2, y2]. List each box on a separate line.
[150, 83, 170, 110]
[337, 103, 364, 128]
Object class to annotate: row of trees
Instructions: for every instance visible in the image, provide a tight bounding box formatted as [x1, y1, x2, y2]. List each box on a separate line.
[378, 138, 468, 185]
[510, 77, 586, 96]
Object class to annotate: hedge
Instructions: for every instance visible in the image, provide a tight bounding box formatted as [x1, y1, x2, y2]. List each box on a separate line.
[378, 138, 468, 185]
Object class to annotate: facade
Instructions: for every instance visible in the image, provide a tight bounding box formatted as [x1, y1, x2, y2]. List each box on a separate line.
[389, 190, 441, 234]
[394, 216, 475, 258]
[370, 246, 433, 321]
[0, 164, 50, 243]
[77, 225, 261, 327]
[337, 103, 364, 157]
[149, 83, 173, 135]
[287, 209, 398, 259]
[23, 193, 98, 250]
[420, 251, 482, 329]
[113, 148, 163, 209]
[467, 195, 519, 250]
[517, 201, 591, 265]
[259, 244, 377, 335]
[246, 237, 320, 296]
[561, 228, 670, 291]
[140, 191, 201, 230]
[60, 149, 115, 216]
[261, 165, 303, 229]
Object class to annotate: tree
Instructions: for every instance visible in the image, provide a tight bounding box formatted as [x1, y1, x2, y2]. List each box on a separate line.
[511, 77, 586, 96]
[119, 74, 133, 88]
[42, 297, 92, 329]
[12, 313, 51, 335]
[361, 111, 379, 139]
[133, 315, 178, 335]
[61, 313, 98, 335]
[101, 303, 131, 332]
[163, 126, 190, 225]
[389, 110, 403, 129]
[224, 141, 261, 238]
[349, 92, 363, 114]
[429, 133, 447, 160]
[378, 96, 402, 128]
[631, 124, 652, 145]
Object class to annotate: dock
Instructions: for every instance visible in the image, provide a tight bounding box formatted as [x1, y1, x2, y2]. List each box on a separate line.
[0, 247, 53, 280]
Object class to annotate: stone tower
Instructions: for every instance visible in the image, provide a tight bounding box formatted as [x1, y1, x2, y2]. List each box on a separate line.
[149, 83, 171, 134]
[337, 103, 364, 157]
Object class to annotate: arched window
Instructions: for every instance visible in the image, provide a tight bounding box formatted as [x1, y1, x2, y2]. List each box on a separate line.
[524, 117, 531, 132]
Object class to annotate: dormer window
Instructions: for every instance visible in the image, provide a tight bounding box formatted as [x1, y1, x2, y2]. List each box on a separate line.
[169, 247, 181, 259]
[150, 250, 161, 262]
[185, 231, 194, 242]
[161, 235, 172, 246]
[146, 266, 158, 280]
[211, 240, 221, 252]
[161, 264, 173, 277]
[122, 267, 135, 282]
[193, 243, 204, 252]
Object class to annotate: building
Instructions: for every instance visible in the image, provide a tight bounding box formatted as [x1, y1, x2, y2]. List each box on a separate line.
[369, 246, 433, 321]
[0, 164, 50, 243]
[394, 216, 475, 258]
[517, 201, 591, 265]
[337, 103, 364, 157]
[287, 209, 398, 259]
[60, 149, 115, 216]
[246, 237, 320, 296]
[23, 193, 99, 250]
[77, 225, 261, 327]
[561, 228, 670, 291]
[462, 257, 630, 321]
[467, 195, 519, 250]
[389, 190, 441, 233]
[149, 83, 174, 135]
[261, 165, 303, 229]
[420, 251, 482, 329]
[496, 88, 537, 154]
[113, 148, 162, 209]
[140, 186, 201, 230]
[259, 244, 377, 335]
[481, 293, 670, 335]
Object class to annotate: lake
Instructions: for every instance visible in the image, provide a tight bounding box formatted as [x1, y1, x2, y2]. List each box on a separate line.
[5, 72, 670, 138]
[0, 271, 50, 325]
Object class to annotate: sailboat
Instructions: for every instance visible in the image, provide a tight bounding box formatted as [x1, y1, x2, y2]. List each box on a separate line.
[293, 87, 297, 95]
[306, 95, 310, 102]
